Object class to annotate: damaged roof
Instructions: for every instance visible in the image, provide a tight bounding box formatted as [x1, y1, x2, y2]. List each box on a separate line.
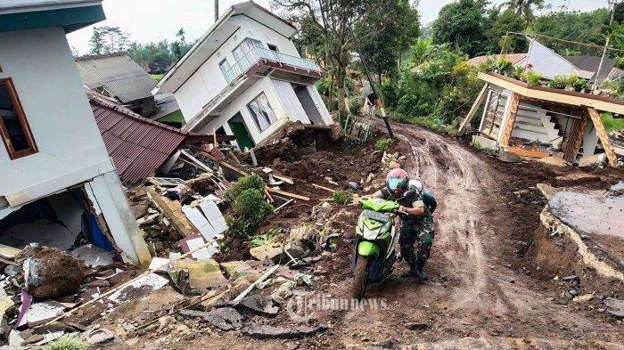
[77, 53, 157, 103]
[88, 91, 188, 184]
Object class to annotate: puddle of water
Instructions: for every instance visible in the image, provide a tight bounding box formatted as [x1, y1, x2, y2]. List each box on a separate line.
[549, 192, 624, 239]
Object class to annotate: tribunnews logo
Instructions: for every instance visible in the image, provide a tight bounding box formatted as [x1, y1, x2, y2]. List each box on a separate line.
[286, 293, 389, 322]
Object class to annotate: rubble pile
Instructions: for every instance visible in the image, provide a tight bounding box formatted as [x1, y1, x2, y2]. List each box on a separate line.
[0, 122, 411, 347]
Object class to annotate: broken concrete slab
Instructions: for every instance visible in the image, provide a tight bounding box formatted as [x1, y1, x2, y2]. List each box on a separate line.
[85, 328, 115, 345]
[179, 307, 243, 331]
[235, 294, 279, 317]
[1, 220, 78, 250]
[240, 324, 325, 339]
[0, 243, 21, 259]
[578, 153, 607, 167]
[179, 234, 218, 260]
[146, 188, 195, 236]
[171, 259, 229, 291]
[548, 191, 624, 239]
[604, 297, 624, 318]
[70, 244, 114, 268]
[17, 301, 66, 328]
[108, 272, 169, 303]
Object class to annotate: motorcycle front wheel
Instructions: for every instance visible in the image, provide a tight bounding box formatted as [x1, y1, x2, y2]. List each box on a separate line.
[352, 255, 369, 300]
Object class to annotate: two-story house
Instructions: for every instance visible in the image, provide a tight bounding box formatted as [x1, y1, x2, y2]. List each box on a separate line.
[154, 1, 333, 150]
[0, 0, 150, 265]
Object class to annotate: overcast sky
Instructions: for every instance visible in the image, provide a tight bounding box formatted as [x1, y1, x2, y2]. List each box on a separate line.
[67, 0, 610, 55]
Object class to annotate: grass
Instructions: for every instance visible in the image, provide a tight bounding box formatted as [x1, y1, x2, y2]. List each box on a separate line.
[151, 74, 164, 82]
[375, 138, 393, 151]
[602, 113, 624, 132]
[333, 190, 354, 205]
[42, 336, 88, 350]
[471, 139, 484, 152]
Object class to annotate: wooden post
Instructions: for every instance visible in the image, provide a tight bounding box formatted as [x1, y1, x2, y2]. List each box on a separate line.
[587, 107, 618, 167]
[498, 93, 520, 147]
[458, 84, 488, 135]
[565, 116, 587, 162]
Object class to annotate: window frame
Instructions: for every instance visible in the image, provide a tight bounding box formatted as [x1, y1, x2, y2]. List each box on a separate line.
[0, 78, 38, 159]
[246, 92, 277, 132]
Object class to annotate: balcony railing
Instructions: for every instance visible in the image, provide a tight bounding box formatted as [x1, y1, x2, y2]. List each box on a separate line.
[223, 47, 320, 83]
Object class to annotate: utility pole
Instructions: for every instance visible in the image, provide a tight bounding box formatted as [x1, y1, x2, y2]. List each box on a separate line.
[214, 0, 219, 23]
[595, 0, 620, 89]
[348, 29, 395, 139]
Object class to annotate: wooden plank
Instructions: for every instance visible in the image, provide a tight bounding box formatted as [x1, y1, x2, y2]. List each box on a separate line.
[312, 183, 337, 193]
[199, 151, 249, 176]
[459, 83, 489, 135]
[267, 188, 310, 201]
[563, 116, 587, 162]
[506, 146, 550, 159]
[146, 188, 195, 237]
[587, 107, 618, 167]
[180, 150, 213, 173]
[479, 72, 624, 115]
[499, 93, 520, 147]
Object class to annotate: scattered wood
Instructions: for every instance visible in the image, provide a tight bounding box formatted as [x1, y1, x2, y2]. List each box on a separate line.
[264, 188, 275, 203]
[274, 199, 294, 212]
[499, 92, 520, 147]
[146, 188, 196, 236]
[587, 107, 618, 167]
[312, 183, 337, 193]
[273, 174, 294, 185]
[267, 188, 310, 201]
[232, 265, 280, 304]
[459, 83, 489, 135]
[505, 146, 550, 159]
[199, 151, 249, 176]
[180, 150, 213, 173]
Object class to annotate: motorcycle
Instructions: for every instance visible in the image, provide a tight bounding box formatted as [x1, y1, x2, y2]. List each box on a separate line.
[352, 197, 402, 299]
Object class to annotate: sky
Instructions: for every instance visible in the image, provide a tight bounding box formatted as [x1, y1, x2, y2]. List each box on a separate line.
[67, 0, 610, 55]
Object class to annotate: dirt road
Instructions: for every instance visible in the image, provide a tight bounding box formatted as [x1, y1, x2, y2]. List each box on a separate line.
[314, 123, 624, 349]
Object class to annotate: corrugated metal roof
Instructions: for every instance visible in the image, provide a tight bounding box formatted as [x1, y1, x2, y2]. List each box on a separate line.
[77, 53, 157, 103]
[88, 91, 188, 184]
[564, 56, 616, 81]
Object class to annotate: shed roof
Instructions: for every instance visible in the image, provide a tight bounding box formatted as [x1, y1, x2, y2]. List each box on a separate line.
[77, 53, 157, 103]
[564, 56, 616, 81]
[88, 91, 187, 184]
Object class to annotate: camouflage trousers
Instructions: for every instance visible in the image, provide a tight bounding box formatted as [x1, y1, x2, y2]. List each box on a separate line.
[398, 215, 435, 271]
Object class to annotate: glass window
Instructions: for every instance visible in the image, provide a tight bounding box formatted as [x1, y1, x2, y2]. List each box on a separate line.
[0, 79, 37, 159]
[247, 93, 277, 132]
[232, 38, 263, 61]
[219, 59, 232, 82]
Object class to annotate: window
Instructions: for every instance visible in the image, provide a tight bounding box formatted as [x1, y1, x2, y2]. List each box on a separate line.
[232, 38, 263, 61]
[267, 44, 278, 52]
[0, 79, 37, 159]
[247, 93, 277, 132]
[219, 59, 233, 82]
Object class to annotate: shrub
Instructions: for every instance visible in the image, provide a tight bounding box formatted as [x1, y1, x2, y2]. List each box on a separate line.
[42, 337, 88, 350]
[497, 58, 515, 76]
[548, 75, 568, 89]
[375, 138, 392, 151]
[602, 113, 624, 132]
[566, 74, 580, 89]
[228, 188, 273, 238]
[333, 190, 354, 205]
[525, 71, 542, 87]
[225, 174, 266, 202]
[471, 139, 483, 151]
[572, 77, 589, 91]
[512, 66, 526, 80]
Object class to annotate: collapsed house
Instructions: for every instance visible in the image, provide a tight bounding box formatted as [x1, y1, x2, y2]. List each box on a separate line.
[153, 1, 333, 149]
[0, 0, 151, 265]
[462, 40, 623, 167]
[76, 53, 158, 116]
[87, 91, 228, 185]
[463, 72, 622, 167]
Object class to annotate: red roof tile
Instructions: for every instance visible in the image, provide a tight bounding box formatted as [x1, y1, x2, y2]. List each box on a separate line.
[88, 91, 188, 184]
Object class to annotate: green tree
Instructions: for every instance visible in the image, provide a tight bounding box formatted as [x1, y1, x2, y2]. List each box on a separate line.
[431, 0, 491, 57]
[486, 8, 528, 53]
[274, 0, 403, 121]
[502, 0, 545, 24]
[88, 26, 130, 54]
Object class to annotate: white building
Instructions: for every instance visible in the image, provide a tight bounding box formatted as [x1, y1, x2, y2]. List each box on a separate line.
[154, 1, 333, 150]
[0, 0, 151, 265]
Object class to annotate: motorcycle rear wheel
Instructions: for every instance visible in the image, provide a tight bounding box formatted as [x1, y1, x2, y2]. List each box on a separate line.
[352, 256, 369, 300]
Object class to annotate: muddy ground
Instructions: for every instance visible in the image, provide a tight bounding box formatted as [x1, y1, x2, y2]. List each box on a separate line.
[122, 122, 624, 349]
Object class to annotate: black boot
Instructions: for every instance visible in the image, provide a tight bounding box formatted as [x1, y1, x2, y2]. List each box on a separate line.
[411, 260, 428, 281]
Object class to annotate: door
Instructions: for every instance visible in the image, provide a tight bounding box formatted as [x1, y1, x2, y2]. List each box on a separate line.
[228, 113, 255, 150]
[293, 84, 324, 125]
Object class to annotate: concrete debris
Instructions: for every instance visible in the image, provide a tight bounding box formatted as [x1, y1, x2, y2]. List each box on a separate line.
[171, 259, 229, 291]
[220, 261, 255, 280]
[578, 153, 606, 167]
[180, 234, 219, 260]
[572, 294, 594, 303]
[85, 328, 115, 344]
[240, 324, 325, 339]
[604, 297, 624, 318]
[0, 243, 21, 259]
[548, 191, 624, 238]
[271, 281, 296, 304]
[70, 244, 114, 268]
[236, 294, 279, 317]
[17, 301, 66, 328]
[21, 246, 84, 300]
[108, 272, 169, 303]
[179, 307, 244, 331]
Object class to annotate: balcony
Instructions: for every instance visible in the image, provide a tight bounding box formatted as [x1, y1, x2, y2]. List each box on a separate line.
[223, 47, 321, 83]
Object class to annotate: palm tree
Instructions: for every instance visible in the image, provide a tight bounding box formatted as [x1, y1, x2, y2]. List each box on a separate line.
[502, 0, 545, 23]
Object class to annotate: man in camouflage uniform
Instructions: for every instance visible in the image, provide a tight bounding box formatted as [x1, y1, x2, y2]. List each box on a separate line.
[375, 168, 436, 281]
